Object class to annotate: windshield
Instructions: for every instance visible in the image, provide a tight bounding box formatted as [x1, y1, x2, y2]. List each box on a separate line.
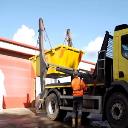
[121, 34, 128, 59]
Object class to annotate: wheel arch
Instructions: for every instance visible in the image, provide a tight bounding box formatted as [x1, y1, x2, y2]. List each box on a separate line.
[103, 80, 128, 120]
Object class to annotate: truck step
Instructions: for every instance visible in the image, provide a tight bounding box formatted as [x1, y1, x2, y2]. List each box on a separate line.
[60, 95, 73, 99]
[60, 106, 73, 111]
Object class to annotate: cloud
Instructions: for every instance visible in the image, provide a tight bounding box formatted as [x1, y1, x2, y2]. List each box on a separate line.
[83, 36, 103, 62]
[13, 25, 37, 46]
[0, 25, 39, 55]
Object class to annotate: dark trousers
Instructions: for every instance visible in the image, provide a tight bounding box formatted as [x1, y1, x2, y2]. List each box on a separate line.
[72, 96, 83, 118]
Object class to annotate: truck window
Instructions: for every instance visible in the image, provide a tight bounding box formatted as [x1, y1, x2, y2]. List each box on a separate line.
[121, 34, 128, 59]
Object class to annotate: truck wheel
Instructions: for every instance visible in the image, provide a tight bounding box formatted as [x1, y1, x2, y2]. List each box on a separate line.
[105, 93, 128, 128]
[45, 93, 67, 121]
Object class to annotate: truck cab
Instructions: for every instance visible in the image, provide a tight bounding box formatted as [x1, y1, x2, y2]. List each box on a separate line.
[113, 24, 128, 81]
[100, 24, 128, 128]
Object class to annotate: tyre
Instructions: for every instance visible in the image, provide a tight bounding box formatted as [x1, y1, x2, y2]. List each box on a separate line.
[105, 93, 128, 128]
[45, 93, 67, 121]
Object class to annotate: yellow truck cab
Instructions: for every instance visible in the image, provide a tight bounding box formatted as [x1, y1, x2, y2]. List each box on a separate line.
[102, 24, 128, 128]
[113, 24, 128, 81]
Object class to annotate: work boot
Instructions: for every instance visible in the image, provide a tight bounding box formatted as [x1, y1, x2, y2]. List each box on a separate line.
[72, 118, 76, 128]
[77, 118, 81, 128]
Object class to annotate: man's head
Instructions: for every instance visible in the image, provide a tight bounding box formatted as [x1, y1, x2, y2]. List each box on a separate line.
[73, 70, 78, 77]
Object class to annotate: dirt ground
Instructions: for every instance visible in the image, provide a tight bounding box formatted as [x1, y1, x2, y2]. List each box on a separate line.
[0, 108, 110, 128]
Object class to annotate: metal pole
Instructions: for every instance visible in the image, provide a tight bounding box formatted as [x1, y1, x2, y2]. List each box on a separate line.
[38, 18, 47, 94]
[66, 29, 73, 47]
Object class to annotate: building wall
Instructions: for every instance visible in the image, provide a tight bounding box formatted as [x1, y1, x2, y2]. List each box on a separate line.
[78, 60, 95, 72]
[0, 37, 38, 108]
[0, 54, 35, 108]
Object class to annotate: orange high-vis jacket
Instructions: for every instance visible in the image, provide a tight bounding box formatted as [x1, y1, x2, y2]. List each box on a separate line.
[71, 76, 87, 96]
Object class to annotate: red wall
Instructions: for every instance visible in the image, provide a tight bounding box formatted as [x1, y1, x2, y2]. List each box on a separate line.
[0, 54, 35, 108]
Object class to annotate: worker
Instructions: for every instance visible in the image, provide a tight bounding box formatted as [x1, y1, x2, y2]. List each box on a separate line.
[71, 70, 87, 128]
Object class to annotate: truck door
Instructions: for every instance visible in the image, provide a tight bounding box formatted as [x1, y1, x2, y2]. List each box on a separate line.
[119, 34, 128, 81]
[113, 26, 128, 81]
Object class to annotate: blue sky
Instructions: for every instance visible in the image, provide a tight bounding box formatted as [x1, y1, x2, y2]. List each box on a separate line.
[0, 0, 128, 62]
